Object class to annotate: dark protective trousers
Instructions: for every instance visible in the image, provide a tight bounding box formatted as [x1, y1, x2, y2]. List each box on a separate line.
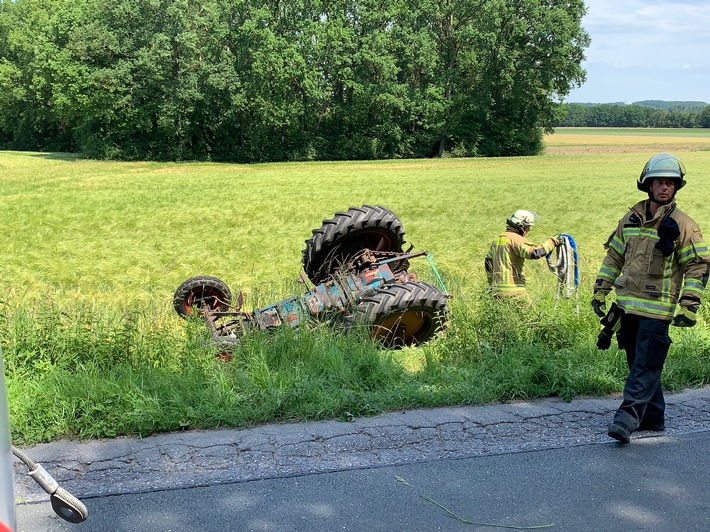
[612, 314, 672, 430]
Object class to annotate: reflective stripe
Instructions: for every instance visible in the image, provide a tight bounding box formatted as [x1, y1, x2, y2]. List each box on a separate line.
[662, 254, 673, 298]
[622, 227, 639, 238]
[490, 284, 526, 293]
[677, 244, 695, 263]
[520, 242, 536, 255]
[608, 236, 625, 255]
[597, 264, 620, 281]
[622, 227, 658, 240]
[683, 278, 705, 296]
[617, 296, 675, 318]
[678, 242, 710, 263]
[597, 271, 616, 283]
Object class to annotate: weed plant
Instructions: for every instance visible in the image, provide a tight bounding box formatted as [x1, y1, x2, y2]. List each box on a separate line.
[2, 133, 710, 445]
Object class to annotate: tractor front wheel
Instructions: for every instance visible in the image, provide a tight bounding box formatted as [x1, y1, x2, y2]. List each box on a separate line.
[173, 276, 232, 318]
[348, 281, 448, 348]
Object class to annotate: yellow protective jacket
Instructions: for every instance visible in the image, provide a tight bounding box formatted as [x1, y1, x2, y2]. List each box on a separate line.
[485, 228, 558, 295]
[595, 199, 710, 320]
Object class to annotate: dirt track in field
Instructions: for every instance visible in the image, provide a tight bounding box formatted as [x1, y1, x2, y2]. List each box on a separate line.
[545, 143, 710, 154]
[544, 133, 710, 155]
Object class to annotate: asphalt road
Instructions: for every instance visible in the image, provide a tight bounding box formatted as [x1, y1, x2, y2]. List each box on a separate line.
[16, 430, 710, 532]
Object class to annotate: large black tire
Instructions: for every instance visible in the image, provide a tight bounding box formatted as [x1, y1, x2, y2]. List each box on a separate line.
[173, 276, 232, 318]
[348, 281, 448, 348]
[302, 204, 406, 284]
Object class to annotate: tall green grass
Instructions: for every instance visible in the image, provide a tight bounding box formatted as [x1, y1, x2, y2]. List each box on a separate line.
[2, 141, 710, 445]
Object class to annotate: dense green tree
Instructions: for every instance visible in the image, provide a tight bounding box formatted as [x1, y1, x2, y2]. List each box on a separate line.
[410, 0, 589, 156]
[63, 0, 244, 160]
[0, 0, 78, 150]
[0, 0, 590, 161]
[557, 103, 709, 128]
[700, 106, 710, 128]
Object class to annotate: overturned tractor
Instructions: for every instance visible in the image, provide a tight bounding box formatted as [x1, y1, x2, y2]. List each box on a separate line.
[173, 205, 449, 349]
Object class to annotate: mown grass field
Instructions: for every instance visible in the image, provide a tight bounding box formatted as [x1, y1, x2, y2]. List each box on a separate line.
[2, 128, 710, 444]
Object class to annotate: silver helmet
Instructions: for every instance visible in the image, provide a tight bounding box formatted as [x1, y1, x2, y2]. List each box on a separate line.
[637, 152, 686, 192]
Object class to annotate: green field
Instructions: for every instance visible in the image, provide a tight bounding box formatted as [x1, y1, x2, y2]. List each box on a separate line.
[2, 131, 710, 444]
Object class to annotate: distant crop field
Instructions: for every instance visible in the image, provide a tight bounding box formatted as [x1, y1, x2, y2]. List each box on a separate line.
[545, 127, 710, 154]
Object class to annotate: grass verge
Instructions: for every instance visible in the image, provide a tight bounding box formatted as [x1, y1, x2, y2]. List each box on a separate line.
[4, 290, 709, 446]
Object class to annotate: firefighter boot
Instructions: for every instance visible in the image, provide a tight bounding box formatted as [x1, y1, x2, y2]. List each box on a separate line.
[608, 422, 631, 444]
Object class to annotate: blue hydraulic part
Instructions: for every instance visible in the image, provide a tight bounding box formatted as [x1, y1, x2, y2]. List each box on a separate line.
[250, 250, 450, 331]
[252, 263, 397, 330]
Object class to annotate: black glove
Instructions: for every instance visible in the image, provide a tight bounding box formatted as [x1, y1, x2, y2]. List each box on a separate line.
[597, 303, 624, 350]
[597, 327, 614, 350]
[591, 291, 606, 318]
[655, 216, 680, 257]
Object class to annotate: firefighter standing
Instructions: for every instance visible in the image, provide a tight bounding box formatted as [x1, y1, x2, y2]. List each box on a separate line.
[593, 153, 710, 444]
[485, 210, 561, 299]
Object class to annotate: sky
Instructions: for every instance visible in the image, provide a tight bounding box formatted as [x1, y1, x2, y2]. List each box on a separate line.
[566, 0, 710, 104]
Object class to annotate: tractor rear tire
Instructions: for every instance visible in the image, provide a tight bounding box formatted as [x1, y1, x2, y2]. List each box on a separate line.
[348, 281, 448, 348]
[173, 275, 232, 318]
[303, 204, 406, 284]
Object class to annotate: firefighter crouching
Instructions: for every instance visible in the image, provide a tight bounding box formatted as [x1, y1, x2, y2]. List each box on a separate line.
[593, 153, 710, 444]
[485, 209, 562, 300]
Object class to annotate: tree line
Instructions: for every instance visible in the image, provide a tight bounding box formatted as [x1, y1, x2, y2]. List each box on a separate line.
[557, 103, 710, 128]
[0, 0, 589, 162]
